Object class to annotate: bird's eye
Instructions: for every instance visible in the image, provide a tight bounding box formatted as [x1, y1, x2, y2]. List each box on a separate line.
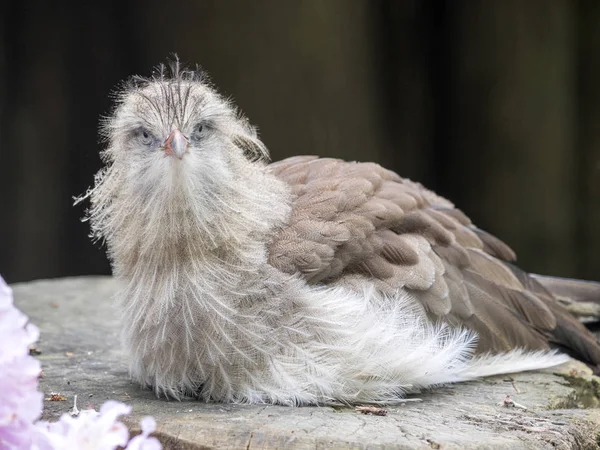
[139, 128, 155, 146]
[191, 123, 204, 142]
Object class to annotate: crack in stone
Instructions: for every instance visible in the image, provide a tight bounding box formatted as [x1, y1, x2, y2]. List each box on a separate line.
[245, 431, 254, 450]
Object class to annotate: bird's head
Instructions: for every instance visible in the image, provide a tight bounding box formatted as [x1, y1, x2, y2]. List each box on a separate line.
[83, 61, 286, 259]
[101, 61, 268, 198]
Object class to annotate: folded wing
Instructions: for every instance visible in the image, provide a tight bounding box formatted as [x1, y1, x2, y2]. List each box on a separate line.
[267, 156, 600, 369]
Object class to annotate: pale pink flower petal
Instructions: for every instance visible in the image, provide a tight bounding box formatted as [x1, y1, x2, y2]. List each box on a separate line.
[0, 275, 43, 449]
[0, 274, 162, 450]
[125, 416, 161, 450]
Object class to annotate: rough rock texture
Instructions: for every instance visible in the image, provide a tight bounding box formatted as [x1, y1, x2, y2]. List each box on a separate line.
[13, 277, 600, 449]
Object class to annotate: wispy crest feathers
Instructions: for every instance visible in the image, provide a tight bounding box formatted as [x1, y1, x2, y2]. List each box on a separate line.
[98, 56, 268, 162]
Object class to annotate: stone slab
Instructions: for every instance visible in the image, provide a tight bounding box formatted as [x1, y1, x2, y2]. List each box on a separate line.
[12, 277, 600, 449]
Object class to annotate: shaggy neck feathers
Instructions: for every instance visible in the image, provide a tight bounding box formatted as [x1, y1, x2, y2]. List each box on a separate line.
[88, 156, 290, 295]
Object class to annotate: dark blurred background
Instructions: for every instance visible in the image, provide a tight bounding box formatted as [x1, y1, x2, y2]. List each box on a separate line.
[1, 0, 599, 284]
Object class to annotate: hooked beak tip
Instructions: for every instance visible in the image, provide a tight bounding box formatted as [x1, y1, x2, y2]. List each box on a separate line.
[163, 129, 189, 159]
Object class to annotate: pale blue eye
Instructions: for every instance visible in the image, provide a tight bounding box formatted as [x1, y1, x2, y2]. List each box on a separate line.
[139, 128, 155, 146]
[191, 124, 204, 142]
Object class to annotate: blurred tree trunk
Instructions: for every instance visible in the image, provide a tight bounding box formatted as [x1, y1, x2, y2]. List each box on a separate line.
[369, 0, 436, 186]
[577, 0, 600, 280]
[0, 3, 11, 278]
[62, 1, 138, 278]
[447, 0, 578, 276]
[1, 1, 71, 281]
[0, 1, 135, 282]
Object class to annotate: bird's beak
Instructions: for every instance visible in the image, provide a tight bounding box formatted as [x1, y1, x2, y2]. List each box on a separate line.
[163, 129, 189, 159]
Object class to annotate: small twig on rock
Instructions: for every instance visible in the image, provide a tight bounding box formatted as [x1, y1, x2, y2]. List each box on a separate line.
[29, 345, 42, 356]
[70, 394, 80, 416]
[355, 405, 388, 416]
[425, 438, 441, 449]
[503, 376, 521, 393]
[498, 394, 527, 410]
[46, 393, 67, 402]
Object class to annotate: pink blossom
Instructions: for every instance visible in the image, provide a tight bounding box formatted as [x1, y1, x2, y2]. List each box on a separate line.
[114, 416, 161, 450]
[34, 401, 161, 450]
[0, 276, 43, 449]
[0, 275, 162, 450]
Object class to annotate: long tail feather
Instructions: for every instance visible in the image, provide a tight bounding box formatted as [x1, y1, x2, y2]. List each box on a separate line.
[531, 274, 600, 320]
[530, 274, 600, 305]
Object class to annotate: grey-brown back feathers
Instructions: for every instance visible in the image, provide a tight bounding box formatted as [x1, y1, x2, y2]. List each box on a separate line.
[267, 156, 600, 368]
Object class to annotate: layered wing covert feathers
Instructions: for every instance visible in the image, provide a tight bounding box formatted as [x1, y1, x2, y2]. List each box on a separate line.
[267, 156, 600, 368]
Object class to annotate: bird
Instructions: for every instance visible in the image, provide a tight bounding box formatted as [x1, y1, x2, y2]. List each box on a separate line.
[80, 61, 600, 405]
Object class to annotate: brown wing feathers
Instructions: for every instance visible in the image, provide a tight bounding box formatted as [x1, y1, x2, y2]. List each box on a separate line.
[267, 157, 600, 368]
